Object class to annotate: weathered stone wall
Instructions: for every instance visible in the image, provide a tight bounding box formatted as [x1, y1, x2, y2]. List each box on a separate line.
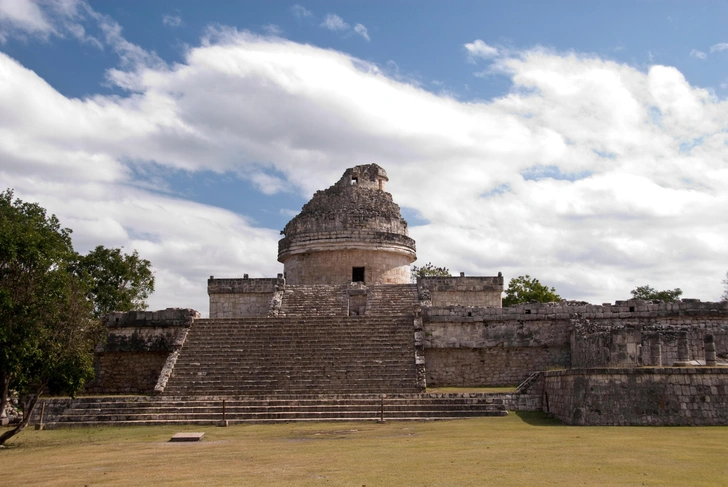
[85, 308, 198, 394]
[85, 352, 169, 394]
[418, 275, 503, 308]
[544, 368, 728, 425]
[425, 347, 569, 386]
[423, 305, 571, 386]
[283, 248, 412, 285]
[208, 277, 280, 318]
[569, 300, 728, 367]
[422, 300, 728, 387]
[209, 293, 272, 318]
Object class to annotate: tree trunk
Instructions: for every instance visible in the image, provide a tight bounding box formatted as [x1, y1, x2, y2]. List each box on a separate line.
[0, 387, 42, 446]
[0, 370, 9, 425]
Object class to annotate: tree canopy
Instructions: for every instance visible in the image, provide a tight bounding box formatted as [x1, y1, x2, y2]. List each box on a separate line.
[73, 246, 154, 318]
[722, 272, 728, 302]
[629, 285, 683, 302]
[411, 262, 451, 280]
[502, 275, 561, 307]
[0, 190, 154, 446]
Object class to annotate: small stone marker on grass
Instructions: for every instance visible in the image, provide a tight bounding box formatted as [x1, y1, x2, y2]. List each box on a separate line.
[170, 432, 205, 442]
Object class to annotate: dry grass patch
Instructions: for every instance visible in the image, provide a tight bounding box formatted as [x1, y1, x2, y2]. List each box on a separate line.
[2, 413, 727, 486]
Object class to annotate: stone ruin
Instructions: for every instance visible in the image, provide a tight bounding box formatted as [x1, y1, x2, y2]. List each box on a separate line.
[24, 164, 728, 427]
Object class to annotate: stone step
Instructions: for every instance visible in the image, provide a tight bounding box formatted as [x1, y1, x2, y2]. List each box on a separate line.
[33, 394, 510, 427]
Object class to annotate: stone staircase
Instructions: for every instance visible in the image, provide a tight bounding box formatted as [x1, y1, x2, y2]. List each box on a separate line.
[276, 284, 349, 316]
[31, 393, 509, 428]
[366, 284, 418, 315]
[162, 315, 420, 396]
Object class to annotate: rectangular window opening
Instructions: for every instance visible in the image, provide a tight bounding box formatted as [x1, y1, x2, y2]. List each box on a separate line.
[352, 267, 365, 283]
[351, 176, 358, 185]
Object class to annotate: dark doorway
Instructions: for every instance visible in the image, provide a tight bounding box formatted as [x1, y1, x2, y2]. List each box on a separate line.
[352, 267, 365, 283]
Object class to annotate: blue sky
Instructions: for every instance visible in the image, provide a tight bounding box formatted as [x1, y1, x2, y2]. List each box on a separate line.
[1, 1, 727, 314]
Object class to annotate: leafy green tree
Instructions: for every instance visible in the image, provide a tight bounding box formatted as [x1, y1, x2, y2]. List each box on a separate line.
[502, 275, 561, 306]
[0, 190, 105, 445]
[0, 190, 154, 446]
[411, 262, 451, 280]
[74, 246, 154, 318]
[629, 285, 682, 302]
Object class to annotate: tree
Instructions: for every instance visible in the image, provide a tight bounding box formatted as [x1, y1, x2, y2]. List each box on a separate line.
[0, 190, 105, 444]
[74, 246, 154, 318]
[722, 272, 728, 302]
[411, 262, 451, 280]
[629, 285, 682, 302]
[502, 275, 561, 306]
[0, 190, 153, 446]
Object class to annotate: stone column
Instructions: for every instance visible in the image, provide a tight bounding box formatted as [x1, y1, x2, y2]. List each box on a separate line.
[704, 334, 717, 366]
[674, 331, 691, 366]
[649, 336, 662, 367]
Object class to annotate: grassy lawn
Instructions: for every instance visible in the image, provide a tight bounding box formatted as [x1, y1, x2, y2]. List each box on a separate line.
[2, 413, 727, 486]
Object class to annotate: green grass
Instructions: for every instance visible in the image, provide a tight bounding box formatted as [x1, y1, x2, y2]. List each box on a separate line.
[2, 413, 727, 486]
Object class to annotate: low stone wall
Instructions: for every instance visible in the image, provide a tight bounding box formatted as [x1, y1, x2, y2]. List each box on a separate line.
[85, 308, 199, 394]
[418, 275, 503, 308]
[544, 367, 728, 425]
[425, 347, 569, 387]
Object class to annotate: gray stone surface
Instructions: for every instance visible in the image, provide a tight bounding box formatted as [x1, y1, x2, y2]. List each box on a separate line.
[170, 432, 205, 442]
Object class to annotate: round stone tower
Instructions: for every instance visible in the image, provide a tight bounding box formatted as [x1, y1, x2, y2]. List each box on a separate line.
[278, 164, 417, 285]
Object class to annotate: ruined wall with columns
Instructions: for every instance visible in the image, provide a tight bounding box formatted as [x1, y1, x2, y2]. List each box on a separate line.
[423, 299, 728, 387]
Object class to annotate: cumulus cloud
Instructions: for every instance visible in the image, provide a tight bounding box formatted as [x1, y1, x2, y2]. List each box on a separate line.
[354, 23, 369, 41]
[710, 42, 728, 52]
[464, 39, 499, 62]
[2, 15, 728, 315]
[690, 49, 707, 59]
[321, 13, 348, 31]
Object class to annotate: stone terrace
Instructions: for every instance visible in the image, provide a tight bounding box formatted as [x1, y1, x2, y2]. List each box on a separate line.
[161, 315, 422, 396]
[32, 393, 514, 427]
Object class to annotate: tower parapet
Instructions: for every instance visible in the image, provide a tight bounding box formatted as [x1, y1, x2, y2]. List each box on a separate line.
[278, 164, 416, 285]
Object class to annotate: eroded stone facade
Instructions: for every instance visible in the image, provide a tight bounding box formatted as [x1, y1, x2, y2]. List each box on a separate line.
[278, 164, 416, 285]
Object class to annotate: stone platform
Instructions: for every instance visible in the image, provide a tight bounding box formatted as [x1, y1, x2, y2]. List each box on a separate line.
[26, 392, 542, 428]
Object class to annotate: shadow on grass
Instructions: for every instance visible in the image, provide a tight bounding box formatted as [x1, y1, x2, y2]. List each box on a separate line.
[513, 411, 564, 426]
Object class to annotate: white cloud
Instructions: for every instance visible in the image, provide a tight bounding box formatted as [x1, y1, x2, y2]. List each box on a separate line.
[690, 49, 707, 59]
[464, 39, 499, 62]
[291, 4, 312, 19]
[2, 23, 728, 317]
[162, 14, 183, 28]
[710, 42, 728, 52]
[0, 0, 99, 45]
[0, 0, 53, 38]
[354, 23, 369, 41]
[321, 13, 348, 31]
